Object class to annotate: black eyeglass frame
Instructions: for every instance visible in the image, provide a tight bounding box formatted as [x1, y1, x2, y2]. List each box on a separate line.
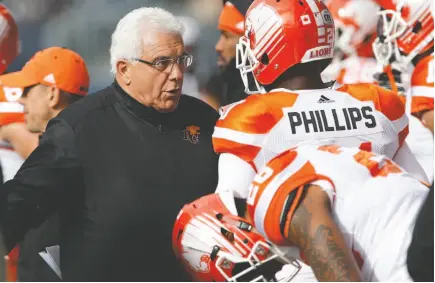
[132, 54, 193, 71]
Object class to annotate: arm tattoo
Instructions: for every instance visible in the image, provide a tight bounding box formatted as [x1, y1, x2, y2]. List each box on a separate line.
[288, 193, 361, 281]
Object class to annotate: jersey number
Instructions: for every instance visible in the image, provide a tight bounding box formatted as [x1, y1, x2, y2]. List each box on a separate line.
[247, 166, 274, 206]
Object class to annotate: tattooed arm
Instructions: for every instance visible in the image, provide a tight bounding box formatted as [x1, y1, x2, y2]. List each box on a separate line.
[287, 184, 362, 281]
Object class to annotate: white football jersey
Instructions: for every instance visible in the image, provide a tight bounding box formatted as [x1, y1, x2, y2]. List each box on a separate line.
[214, 84, 408, 174]
[246, 144, 428, 281]
[0, 141, 23, 182]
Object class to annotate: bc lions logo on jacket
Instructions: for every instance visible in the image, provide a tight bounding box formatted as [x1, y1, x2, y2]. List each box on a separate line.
[183, 125, 200, 144]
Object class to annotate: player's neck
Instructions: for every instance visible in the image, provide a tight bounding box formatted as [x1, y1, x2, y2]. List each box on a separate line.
[273, 75, 327, 91]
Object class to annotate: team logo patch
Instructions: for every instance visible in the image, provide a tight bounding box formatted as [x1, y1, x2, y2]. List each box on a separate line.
[182, 249, 211, 273]
[183, 125, 200, 144]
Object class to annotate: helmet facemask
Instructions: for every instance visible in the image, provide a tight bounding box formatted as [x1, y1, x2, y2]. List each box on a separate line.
[215, 241, 301, 282]
[236, 36, 266, 95]
[373, 7, 434, 71]
[373, 9, 408, 69]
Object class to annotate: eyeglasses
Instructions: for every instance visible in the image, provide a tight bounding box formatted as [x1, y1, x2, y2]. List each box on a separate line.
[133, 54, 193, 72]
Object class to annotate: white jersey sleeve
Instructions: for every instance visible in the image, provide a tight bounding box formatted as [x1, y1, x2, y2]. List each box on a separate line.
[215, 153, 257, 199]
[392, 141, 430, 184]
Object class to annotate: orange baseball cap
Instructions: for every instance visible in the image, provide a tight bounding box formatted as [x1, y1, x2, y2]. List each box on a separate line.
[0, 47, 90, 95]
[0, 5, 20, 74]
[218, 0, 250, 35]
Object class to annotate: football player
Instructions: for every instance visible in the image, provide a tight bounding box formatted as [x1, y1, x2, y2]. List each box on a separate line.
[174, 143, 429, 281]
[211, 0, 251, 108]
[322, 0, 380, 85]
[0, 5, 39, 282]
[213, 0, 428, 203]
[0, 5, 38, 183]
[373, 0, 434, 182]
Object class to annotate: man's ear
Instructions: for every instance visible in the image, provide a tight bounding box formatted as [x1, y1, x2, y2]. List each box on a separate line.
[47, 86, 61, 108]
[117, 60, 133, 85]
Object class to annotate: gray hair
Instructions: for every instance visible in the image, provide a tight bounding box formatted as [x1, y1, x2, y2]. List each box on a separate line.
[109, 7, 184, 75]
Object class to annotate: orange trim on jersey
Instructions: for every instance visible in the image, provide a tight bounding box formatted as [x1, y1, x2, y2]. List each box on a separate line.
[214, 92, 299, 163]
[216, 96, 273, 134]
[353, 149, 402, 177]
[342, 84, 409, 146]
[317, 144, 342, 154]
[261, 162, 318, 245]
[337, 83, 406, 122]
[376, 86, 407, 121]
[397, 127, 409, 148]
[359, 142, 372, 152]
[384, 65, 400, 94]
[0, 113, 24, 126]
[213, 137, 261, 165]
[411, 96, 434, 114]
[353, 150, 382, 176]
[336, 68, 346, 85]
[377, 159, 402, 177]
[411, 54, 434, 88]
[217, 92, 300, 134]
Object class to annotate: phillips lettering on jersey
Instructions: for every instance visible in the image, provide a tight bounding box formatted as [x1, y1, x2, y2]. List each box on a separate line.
[283, 101, 382, 139]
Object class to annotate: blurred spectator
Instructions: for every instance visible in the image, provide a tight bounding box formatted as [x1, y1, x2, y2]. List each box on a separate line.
[212, 0, 250, 108]
[177, 16, 201, 98]
[199, 72, 225, 111]
[0, 46, 90, 281]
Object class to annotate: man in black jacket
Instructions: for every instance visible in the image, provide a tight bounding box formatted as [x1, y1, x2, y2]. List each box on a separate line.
[0, 7, 219, 281]
[0, 46, 90, 281]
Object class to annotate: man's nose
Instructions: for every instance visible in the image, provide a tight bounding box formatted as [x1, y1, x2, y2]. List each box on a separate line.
[215, 36, 224, 53]
[168, 62, 183, 81]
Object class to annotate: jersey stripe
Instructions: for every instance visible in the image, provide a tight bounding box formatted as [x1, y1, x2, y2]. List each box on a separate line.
[254, 155, 306, 239]
[213, 127, 266, 147]
[410, 86, 434, 98]
[392, 113, 409, 134]
[0, 102, 23, 113]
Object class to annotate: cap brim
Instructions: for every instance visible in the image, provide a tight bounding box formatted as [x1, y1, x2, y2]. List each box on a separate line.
[0, 71, 40, 89]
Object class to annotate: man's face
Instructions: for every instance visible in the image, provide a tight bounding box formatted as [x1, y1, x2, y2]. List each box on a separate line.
[19, 84, 52, 133]
[129, 32, 185, 113]
[215, 30, 241, 71]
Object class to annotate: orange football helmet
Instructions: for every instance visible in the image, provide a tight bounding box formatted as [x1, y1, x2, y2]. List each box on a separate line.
[172, 193, 300, 282]
[236, 0, 335, 94]
[327, 0, 380, 57]
[0, 5, 20, 74]
[373, 0, 434, 69]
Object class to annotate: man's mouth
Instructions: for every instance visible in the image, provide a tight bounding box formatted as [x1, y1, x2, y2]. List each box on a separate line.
[217, 57, 226, 67]
[166, 89, 180, 95]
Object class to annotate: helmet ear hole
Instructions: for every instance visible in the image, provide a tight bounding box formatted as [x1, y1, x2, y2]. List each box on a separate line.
[260, 53, 269, 65]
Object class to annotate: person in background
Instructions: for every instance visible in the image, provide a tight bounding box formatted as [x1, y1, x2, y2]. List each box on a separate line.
[373, 0, 434, 183]
[0, 5, 39, 282]
[211, 0, 251, 108]
[177, 16, 201, 99]
[373, 0, 434, 280]
[321, 0, 380, 85]
[0, 4, 38, 183]
[0, 46, 90, 282]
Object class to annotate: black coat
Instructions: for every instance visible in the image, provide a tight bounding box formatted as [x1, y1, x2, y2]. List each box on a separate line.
[0, 81, 219, 281]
